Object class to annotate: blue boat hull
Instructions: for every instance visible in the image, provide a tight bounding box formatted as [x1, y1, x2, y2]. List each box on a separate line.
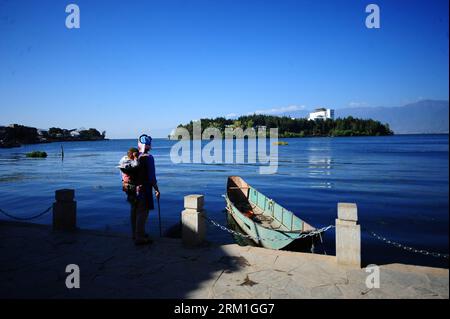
[225, 176, 316, 250]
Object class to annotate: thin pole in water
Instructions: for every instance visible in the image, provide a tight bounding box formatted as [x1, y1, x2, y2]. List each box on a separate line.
[61, 145, 64, 161]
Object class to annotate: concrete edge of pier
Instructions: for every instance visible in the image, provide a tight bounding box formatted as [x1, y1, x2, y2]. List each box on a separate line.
[0, 219, 448, 299]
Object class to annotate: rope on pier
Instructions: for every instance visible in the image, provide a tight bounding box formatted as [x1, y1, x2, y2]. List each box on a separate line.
[0, 205, 52, 221]
[369, 231, 449, 259]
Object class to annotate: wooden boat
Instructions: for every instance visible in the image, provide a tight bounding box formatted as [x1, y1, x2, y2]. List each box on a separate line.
[224, 176, 316, 250]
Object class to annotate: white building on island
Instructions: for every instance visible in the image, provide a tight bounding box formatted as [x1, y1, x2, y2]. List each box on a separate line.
[308, 108, 335, 121]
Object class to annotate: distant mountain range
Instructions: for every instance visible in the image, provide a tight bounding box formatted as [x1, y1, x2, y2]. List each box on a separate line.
[280, 100, 449, 134]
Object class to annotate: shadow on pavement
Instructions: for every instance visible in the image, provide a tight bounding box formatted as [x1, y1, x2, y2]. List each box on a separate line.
[0, 220, 242, 298]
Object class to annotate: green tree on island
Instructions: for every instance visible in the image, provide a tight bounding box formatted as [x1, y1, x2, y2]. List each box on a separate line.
[173, 115, 393, 138]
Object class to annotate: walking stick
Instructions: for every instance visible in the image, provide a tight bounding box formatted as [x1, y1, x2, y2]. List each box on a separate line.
[157, 197, 162, 237]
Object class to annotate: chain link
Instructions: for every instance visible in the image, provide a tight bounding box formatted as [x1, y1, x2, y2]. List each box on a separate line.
[204, 215, 334, 242]
[204, 214, 449, 259]
[370, 231, 449, 259]
[0, 205, 53, 221]
[4, 201, 446, 260]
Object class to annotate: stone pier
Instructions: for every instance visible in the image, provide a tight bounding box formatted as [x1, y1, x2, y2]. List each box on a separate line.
[335, 203, 361, 268]
[0, 194, 447, 299]
[0, 220, 447, 299]
[181, 194, 206, 246]
[52, 189, 77, 232]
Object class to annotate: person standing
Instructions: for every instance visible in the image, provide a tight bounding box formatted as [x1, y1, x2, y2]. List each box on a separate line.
[132, 134, 160, 245]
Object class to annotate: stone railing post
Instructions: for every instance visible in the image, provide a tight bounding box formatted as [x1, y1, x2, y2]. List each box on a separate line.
[181, 194, 206, 246]
[53, 189, 77, 231]
[336, 203, 361, 268]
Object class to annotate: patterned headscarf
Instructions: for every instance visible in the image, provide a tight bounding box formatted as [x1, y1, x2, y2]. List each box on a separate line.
[138, 134, 152, 153]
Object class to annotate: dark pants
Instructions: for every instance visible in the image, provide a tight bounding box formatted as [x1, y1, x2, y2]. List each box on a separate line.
[129, 196, 149, 241]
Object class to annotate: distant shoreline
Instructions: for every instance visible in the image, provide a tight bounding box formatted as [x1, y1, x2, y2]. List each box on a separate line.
[0, 124, 107, 149]
[112, 132, 449, 140]
[2, 132, 447, 148]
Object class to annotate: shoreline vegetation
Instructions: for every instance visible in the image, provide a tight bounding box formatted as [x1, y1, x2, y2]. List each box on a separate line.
[0, 124, 106, 148]
[171, 115, 393, 139]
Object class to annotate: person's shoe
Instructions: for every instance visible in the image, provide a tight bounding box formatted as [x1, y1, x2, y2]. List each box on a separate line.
[134, 238, 153, 246]
[132, 233, 149, 241]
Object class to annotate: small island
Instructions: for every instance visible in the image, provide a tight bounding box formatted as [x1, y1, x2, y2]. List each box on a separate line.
[172, 114, 393, 139]
[0, 124, 106, 148]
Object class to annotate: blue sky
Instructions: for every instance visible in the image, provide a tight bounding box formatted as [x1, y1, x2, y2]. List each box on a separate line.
[0, 0, 448, 138]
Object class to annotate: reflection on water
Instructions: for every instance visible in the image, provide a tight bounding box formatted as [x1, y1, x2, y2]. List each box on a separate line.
[308, 157, 332, 174]
[0, 173, 29, 183]
[306, 140, 333, 189]
[308, 156, 333, 189]
[0, 135, 448, 268]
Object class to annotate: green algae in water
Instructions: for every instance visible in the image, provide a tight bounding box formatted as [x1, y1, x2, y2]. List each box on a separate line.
[26, 151, 48, 158]
[0, 173, 27, 182]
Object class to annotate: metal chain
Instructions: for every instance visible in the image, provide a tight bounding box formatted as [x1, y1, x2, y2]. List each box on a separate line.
[370, 231, 449, 259]
[4, 202, 445, 259]
[204, 215, 334, 242]
[205, 214, 449, 259]
[0, 205, 52, 221]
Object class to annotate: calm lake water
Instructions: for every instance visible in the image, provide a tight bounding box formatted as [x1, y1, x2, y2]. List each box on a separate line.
[0, 135, 448, 268]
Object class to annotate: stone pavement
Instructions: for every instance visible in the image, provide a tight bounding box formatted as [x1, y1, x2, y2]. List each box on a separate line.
[0, 221, 448, 299]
